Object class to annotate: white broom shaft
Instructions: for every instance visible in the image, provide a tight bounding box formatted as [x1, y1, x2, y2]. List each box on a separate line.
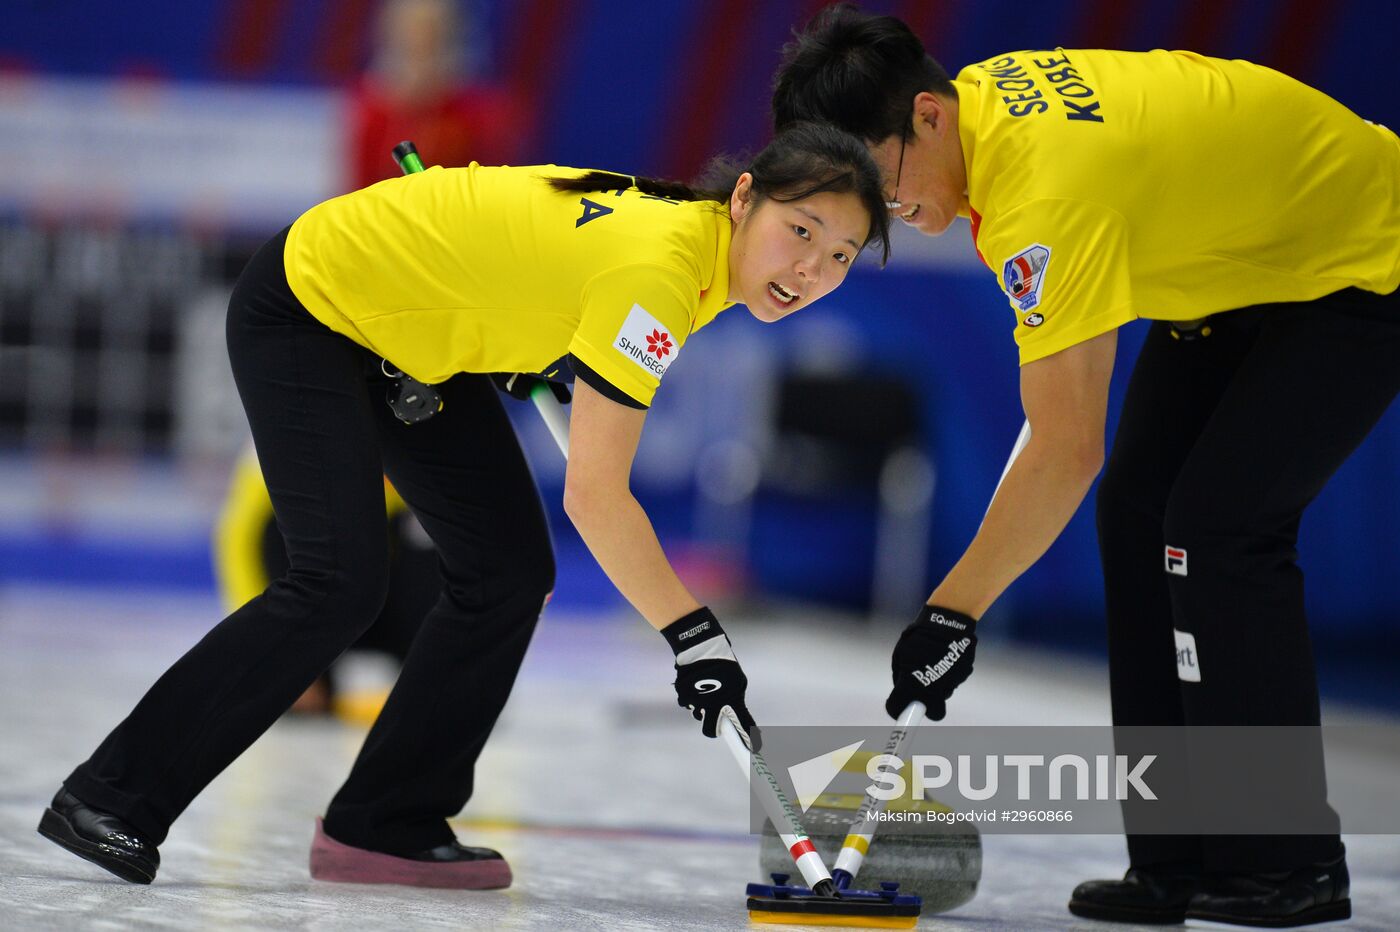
[984, 419, 1031, 523]
[832, 700, 924, 879]
[530, 389, 831, 890]
[719, 713, 833, 891]
[530, 384, 572, 457]
[717, 715, 807, 854]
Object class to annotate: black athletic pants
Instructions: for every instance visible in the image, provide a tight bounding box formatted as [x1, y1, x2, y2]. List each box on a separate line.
[65, 228, 555, 856]
[1097, 285, 1400, 874]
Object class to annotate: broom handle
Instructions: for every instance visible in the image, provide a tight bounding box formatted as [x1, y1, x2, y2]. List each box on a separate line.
[523, 376, 830, 891]
[984, 419, 1031, 523]
[525, 387, 831, 893]
[522, 380, 832, 893]
[830, 700, 925, 889]
[834, 422, 1023, 886]
[834, 420, 1022, 887]
[529, 383, 572, 456]
[719, 711, 835, 896]
[527, 384, 831, 893]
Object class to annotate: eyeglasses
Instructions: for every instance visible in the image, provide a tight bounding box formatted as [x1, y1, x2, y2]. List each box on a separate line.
[884, 119, 911, 211]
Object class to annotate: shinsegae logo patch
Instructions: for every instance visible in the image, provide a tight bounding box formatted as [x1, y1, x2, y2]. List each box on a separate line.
[1003, 243, 1051, 312]
[645, 329, 673, 358]
[614, 304, 678, 378]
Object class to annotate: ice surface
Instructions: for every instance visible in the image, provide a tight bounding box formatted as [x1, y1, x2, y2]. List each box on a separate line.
[2, 587, 1396, 930]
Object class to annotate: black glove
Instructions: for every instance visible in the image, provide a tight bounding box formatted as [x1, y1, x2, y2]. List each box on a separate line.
[886, 604, 978, 721]
[491, 372, 571, 404]
[661, 607, 758, 740]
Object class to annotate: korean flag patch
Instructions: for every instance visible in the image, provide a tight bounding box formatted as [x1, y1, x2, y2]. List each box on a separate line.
[1003, 243, 1051, 312]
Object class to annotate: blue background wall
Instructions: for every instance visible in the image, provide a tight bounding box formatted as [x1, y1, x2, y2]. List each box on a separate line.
[2, 1, 1396, 676]
[4, 1, 1399, 176]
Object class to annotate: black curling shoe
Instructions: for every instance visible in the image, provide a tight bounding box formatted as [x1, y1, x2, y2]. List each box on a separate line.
[1186, 851, 1350, 928]
[1068, 864, 1202, 924]
[38, 788, 160, 884]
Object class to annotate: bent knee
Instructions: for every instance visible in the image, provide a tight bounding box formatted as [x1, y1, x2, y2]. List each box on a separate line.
[267, 563, 390, 632]
[1162, 479, 1250, 544]
[494, 539, 557, 610]
[1097, 466, 1167, 538]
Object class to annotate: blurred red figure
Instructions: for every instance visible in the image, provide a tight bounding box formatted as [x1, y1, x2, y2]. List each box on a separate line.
[348, 0, 524, 189]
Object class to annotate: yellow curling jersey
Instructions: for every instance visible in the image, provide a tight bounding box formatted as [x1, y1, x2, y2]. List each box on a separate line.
[953, 49, 1400, 364]
[283, 164, 735, 406]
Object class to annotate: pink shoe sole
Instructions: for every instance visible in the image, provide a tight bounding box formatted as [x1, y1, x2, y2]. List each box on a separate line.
[309, 819, 512, 890]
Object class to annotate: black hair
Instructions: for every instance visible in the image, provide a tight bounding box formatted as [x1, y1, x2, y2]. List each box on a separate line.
[548, 121, 891, 265]
[771, 3, 954, 144]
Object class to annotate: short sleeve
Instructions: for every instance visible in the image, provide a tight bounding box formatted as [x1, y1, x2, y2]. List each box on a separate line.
[982, 198, 1135, 365]
[569, 263, 697, 406]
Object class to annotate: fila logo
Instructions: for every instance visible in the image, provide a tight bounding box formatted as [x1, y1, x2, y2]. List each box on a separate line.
[1164, 546, 1187, 576]
[1173, 629, 1201, 683]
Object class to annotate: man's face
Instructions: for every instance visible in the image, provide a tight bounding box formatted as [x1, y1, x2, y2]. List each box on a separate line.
[869, 96, 964, 236]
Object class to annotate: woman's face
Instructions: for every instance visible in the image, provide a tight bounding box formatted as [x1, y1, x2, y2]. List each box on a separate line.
[727, 174, 871, 323]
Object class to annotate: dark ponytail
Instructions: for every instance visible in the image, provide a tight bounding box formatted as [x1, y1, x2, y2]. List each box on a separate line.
[549, 121, 891, 265]
[549, 170, 732, 203]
